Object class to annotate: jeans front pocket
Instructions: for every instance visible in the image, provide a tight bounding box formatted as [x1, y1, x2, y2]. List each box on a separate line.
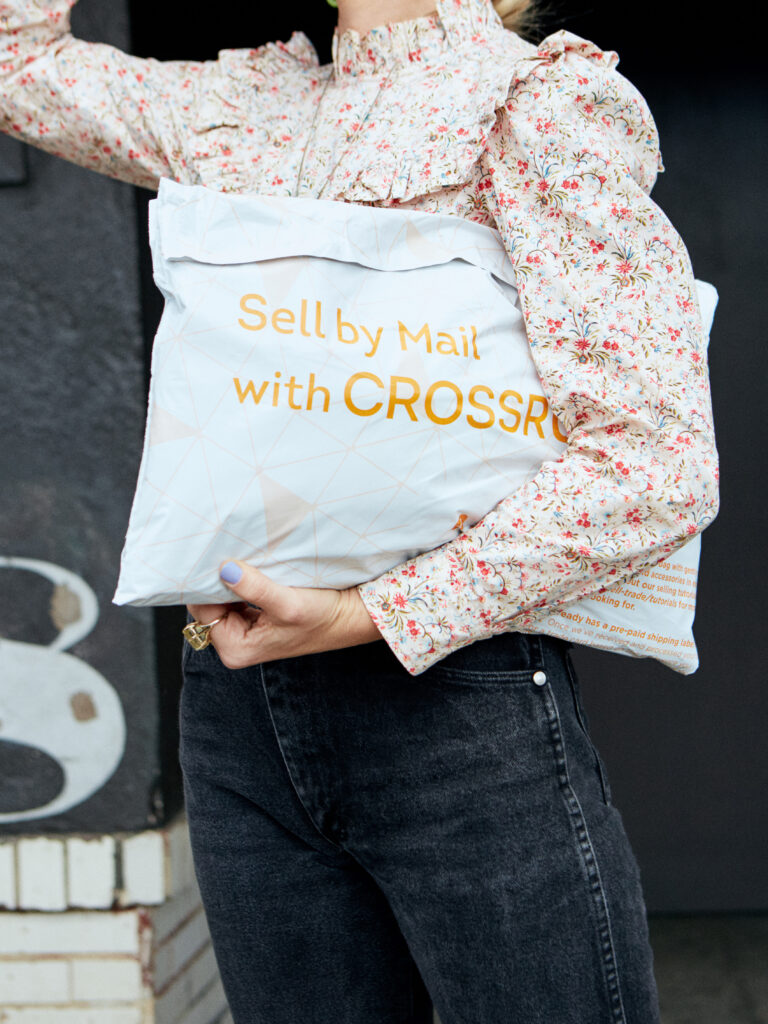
[562, 650, 613, 805]
[424, 631, 545, 684]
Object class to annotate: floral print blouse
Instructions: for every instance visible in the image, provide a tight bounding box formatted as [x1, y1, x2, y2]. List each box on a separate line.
[0, 0, 719, 674]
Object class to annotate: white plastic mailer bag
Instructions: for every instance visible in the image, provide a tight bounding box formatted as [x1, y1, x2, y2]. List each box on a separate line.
[115, 179, 717, 673]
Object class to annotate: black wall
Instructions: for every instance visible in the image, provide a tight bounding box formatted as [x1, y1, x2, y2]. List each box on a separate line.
[0, 0, 184, 835]
[128, 0, 767, 911]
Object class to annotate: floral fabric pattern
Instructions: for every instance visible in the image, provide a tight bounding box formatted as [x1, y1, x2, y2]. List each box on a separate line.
[1, 0, 718, 674]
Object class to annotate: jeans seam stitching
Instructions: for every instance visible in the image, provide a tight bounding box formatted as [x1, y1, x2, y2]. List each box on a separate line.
[541, 682, 628, 1024]
[429, 670, 534, 681]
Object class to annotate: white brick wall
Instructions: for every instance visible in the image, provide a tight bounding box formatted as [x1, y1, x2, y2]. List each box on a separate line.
[0, 1009, 147, 1024]
[0, 959, 70, 1003]
[16, 837, 67, 911]
[0, 814, 201, 913]
[121, 831, 168, 907]
[0, 840, 16, 909]
[0, 911, 141, 956]
[67, 835, 117, 908]
[0, 814, 229, 1024]
[70, 958, 146, 1002]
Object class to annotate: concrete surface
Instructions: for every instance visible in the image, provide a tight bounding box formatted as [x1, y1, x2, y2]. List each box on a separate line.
[651, 915, 768, 1024]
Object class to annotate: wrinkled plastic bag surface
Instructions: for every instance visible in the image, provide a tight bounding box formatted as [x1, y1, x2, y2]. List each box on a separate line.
[115, 180, 718, 673]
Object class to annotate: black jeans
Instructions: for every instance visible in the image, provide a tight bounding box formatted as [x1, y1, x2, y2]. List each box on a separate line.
[179, 631, 661, 1024]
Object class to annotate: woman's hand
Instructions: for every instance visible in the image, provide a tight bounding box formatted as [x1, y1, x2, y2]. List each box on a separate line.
[187, 561, 381, 669]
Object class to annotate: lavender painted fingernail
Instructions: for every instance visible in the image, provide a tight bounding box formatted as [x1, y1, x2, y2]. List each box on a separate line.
[220, 561, 243, 584]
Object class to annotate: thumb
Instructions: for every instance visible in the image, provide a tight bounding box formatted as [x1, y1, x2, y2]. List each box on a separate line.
[219, 560, 291, 615]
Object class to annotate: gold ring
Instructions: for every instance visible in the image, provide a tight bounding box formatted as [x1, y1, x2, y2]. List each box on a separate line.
[182, 616, 225, 651]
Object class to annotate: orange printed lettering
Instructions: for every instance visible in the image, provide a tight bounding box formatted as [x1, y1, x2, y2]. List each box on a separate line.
[337, 309, 359, 345]
[345, 372, 384, 417]
[272, 308, 295, 334]
[466, 385, 495, 429]
[387, 376, 420, 421]
[306, 373, 330, 413]
[552, 414, 568, 442]
[425, 380, 462, 425]
[499, 390, 522, 433]
[523, 394, 548, 438]
[398, 321, 432, 353]
[360, 325, 383, 358]
[285, 376, 304, 410]
[299, 299, 312, 337]
[459, 326, 480, 360]
[238, 294, 267, 331]
[436, 331, 459, 356]
[233, 377, 269, 405]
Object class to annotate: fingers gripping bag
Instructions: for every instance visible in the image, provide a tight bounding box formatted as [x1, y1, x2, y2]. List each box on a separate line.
[114, 179, 718, 673]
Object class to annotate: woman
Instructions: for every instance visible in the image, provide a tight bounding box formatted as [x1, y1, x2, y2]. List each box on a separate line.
[0, 0, 718, 1021]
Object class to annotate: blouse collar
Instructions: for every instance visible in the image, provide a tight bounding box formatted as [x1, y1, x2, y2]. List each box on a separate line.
[331, 0, 505, 77]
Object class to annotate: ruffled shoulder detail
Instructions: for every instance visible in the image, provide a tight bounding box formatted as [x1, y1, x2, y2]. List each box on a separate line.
[230, 30, 320, 76]
[325, 27, 534, 203]
[186, 32, 323, 191]
[182, 22, 662, 202]
[192, 31, 319, 131]
[504, 29, 664, 193]
[329, 26, 662, 204]
[536, 29, 620, 68]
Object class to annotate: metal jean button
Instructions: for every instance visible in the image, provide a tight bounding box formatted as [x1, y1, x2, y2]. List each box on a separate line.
[533, 671, 547, 687]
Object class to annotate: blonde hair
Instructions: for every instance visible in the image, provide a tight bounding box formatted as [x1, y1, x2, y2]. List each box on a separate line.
[492, 0, 542, 39]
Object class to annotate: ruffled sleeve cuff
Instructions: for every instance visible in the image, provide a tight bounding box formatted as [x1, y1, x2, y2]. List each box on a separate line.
[356, 539, 505, 675]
